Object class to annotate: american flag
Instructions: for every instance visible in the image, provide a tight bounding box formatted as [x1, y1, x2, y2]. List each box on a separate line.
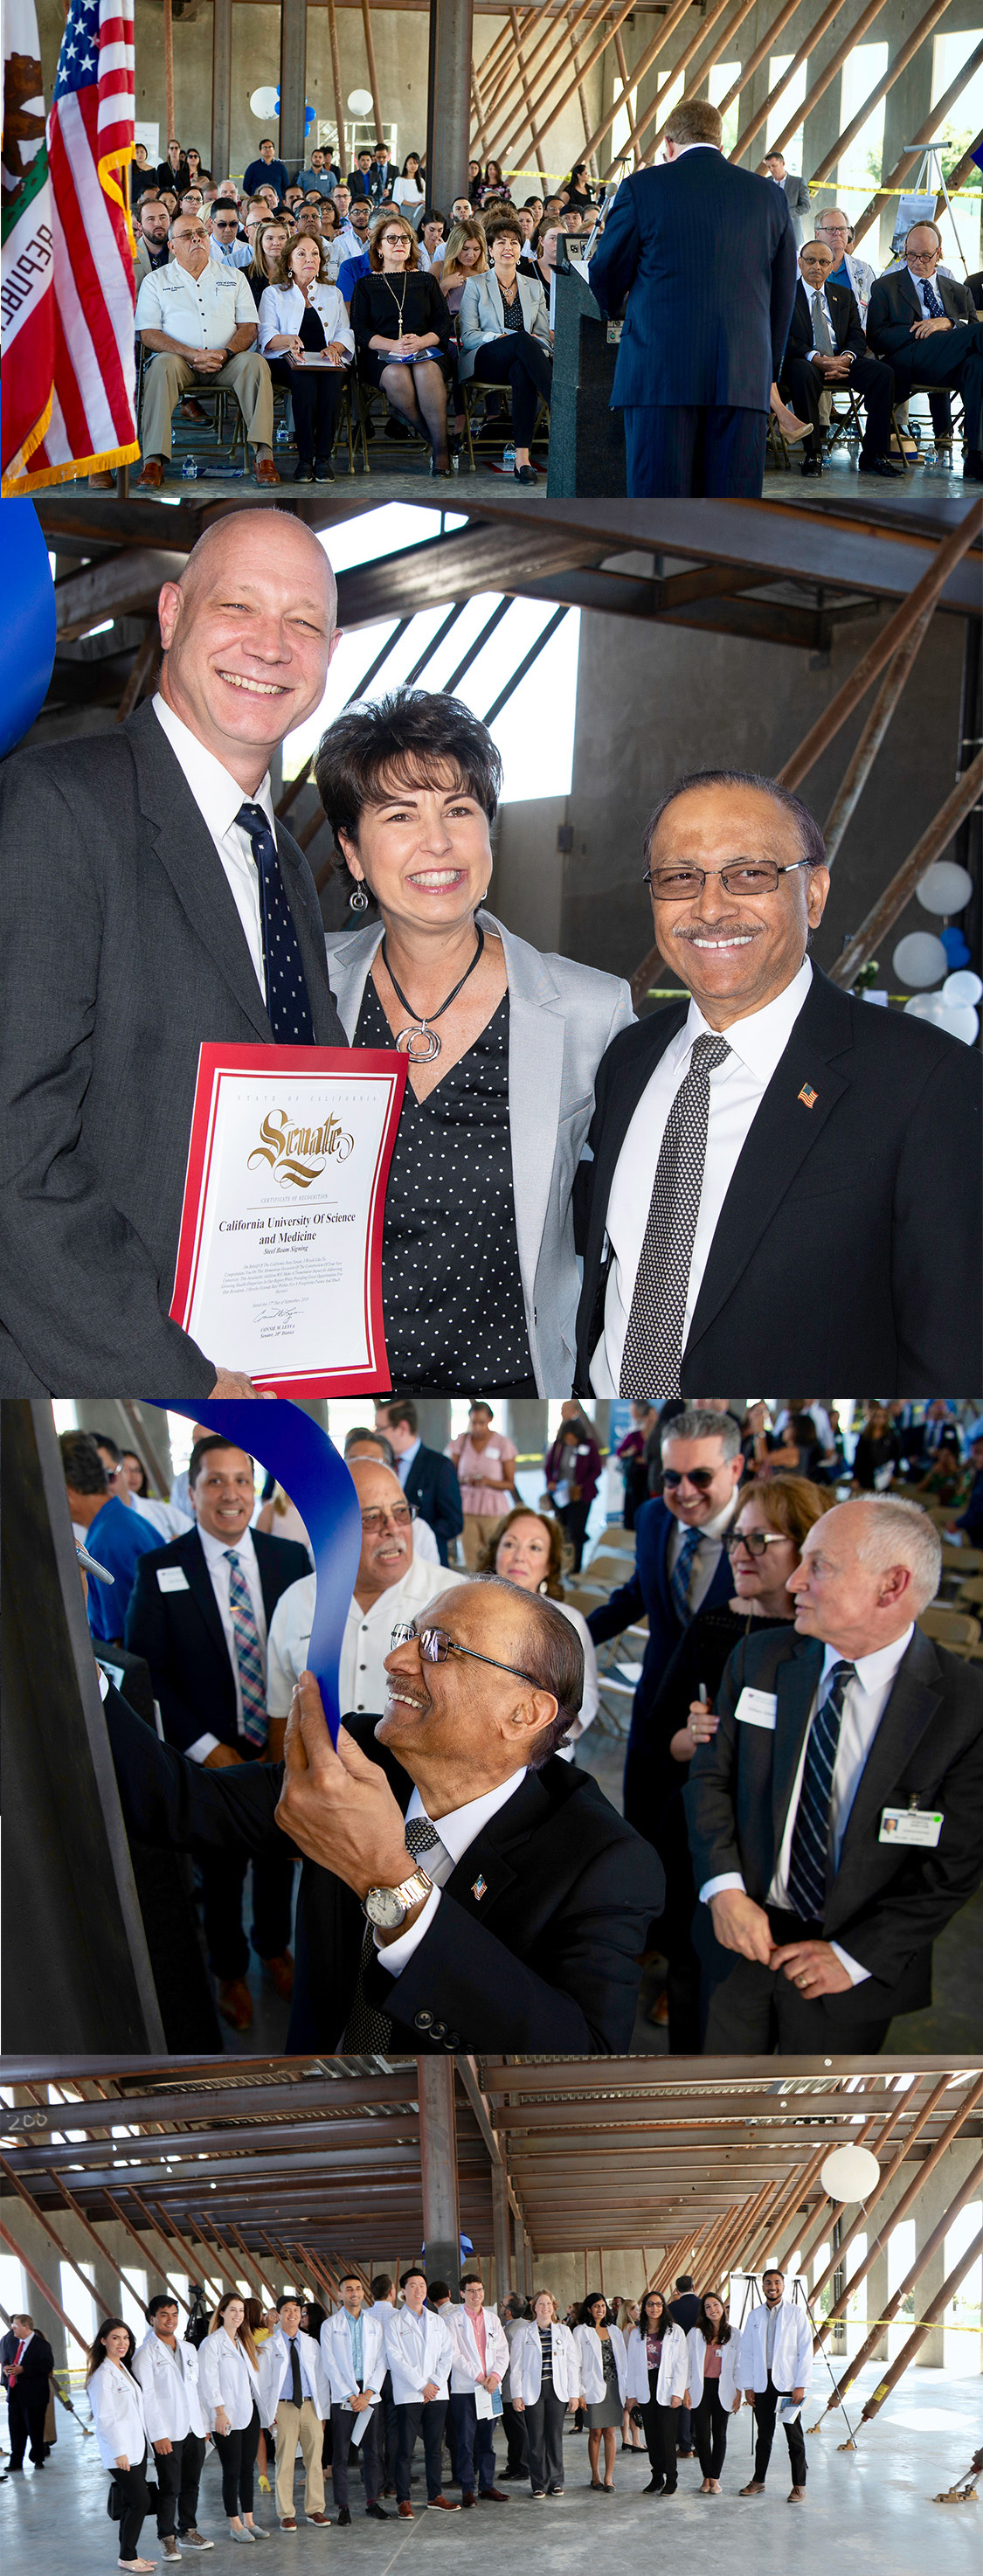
[6, 0, 139, 488]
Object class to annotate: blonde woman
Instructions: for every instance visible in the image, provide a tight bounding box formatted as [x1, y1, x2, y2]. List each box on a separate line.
[618, 2302, 645, 2449]
[437, 217, 487, 316]
[350, 211, 454, 474]
[246, 217, 287, 312]
[509, 2291, 580, 2497]
[197, 2294, 265, 2543]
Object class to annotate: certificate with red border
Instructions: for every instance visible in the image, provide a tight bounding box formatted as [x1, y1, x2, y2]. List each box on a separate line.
[170, 1044, 406, 1395]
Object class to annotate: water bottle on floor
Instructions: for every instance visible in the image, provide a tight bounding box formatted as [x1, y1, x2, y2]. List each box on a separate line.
[182, 457, 199, 479]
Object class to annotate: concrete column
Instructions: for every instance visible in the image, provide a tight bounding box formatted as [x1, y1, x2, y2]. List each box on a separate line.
[419, 2058, 460, 2298]
[426, 0, 474, 215]
[491, 2158, 512, 2306]
[279, 0, 308, 175]
[211, 0, 232, 184]
[505, 1399, 547, 1465]
[414, 1399, 453, 1451]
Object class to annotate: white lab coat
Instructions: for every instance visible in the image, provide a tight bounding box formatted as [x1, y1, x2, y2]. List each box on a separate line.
[258, 2326, 329, 2423]
[509, 2319, 579, 2406]
[685, 2324, 743, 2413]
[320, 2308, 388, 2406]
[257, 279, 355, 359]
[447, 2305, 510, 2395]
[383, 2304, 454, 2405]
[87, 2357, 150, 2473]
[197, 2327, 263, 2432]
[133, 2330, 207, 2441]
[625, 2318, 689, 2405]
[739, 2299, 813, 2394]
[572, 2320, 628, 2406]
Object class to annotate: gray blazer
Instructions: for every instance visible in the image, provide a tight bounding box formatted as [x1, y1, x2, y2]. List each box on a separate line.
[457, 271, 551, 380]
[323, 908, 633, 1393]
[0, 696, 347, 1395]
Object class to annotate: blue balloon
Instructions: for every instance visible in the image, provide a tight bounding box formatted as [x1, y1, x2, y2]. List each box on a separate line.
[273, 88, 315, 134]
[941, 924, 972, 967]
[1, 502, 56, 756]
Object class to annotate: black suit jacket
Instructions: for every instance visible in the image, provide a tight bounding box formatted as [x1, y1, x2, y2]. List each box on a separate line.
[103, 1687, 665, 2053]
[784, 275, 868, 367]
[400, 1444, 464, 1565]
[0, 696, 347, 1395]
[589, 149, 797, 411]
[573, 966, 981, 1392]
[867, 266, 979, 390]
[683, 1624, 983, 2012]
[125, 1525, 311, 1755]
[1, 2330, 54, 2386]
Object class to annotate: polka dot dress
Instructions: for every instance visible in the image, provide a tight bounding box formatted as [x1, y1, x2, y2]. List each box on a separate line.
[357, 980, 535, 1393]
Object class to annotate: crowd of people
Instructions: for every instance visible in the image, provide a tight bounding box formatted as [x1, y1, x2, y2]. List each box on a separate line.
[59, 1390, 983, 2058]
[77, 2261, 815, 2565]
[124, 135, 609, 487]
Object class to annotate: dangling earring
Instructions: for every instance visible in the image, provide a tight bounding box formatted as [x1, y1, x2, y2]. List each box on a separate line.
[349, 883, 369, 911]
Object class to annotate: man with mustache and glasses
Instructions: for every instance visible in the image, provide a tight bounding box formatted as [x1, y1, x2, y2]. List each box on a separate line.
[0, 509, 347, 1396]
[102, 1572, 663, 2052]
[574, 769, 980, 1396]
[266, 1458, 467, 1728]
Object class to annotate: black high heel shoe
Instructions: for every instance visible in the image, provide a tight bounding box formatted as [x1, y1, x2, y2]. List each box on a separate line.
[428, 452, 453, 479]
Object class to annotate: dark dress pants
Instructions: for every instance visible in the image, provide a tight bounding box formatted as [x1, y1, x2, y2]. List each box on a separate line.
[470, 334, 552, 443]
[693, 2385, 730, 2479]
[114, 2459, 154, 2559]
[502, 2397, 529, 2475]
[394, 2398, 447, 2503]
[640, 2377, 677, 2489]
[524, 2386, 566, 2490]
[379, 2371, 398, 2488]
[557, 1498, 591, 1572]
[753, 2373, 806, 2486]
[331, 2403, 381, 2508]
[177, 2430, 207, 2531]
[782, 351, 894, 457]
[889, 322, 983, 450]
[704, 1907, 897, 2053]
[151, 2436, 185, 2537]
[212, 2407, 260, 2516]
[200, 1847, 294, 1982]
[449, 2390, 495, 2494]
[7, 2380, 48, 2466]
[267, 355, 347, 462]
[624, 405, 767, 498]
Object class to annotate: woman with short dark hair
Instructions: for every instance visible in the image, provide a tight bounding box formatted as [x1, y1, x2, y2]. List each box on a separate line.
[624, 2289, 688, 2495]
[316, 688, 633, 1394]
[459, 215, 551, 483]
[87, 2317, 155, 2572]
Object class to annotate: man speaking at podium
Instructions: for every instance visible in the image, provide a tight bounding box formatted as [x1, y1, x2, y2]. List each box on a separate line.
[589, 100, 797, 499]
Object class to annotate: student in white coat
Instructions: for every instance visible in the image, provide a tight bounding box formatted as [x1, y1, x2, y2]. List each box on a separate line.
[87, 2317, 156, 2574]
[383, 2268, 459, 2516]
[319, 2274, 391, 2523]
[738, 2268, 812, 2501]
[625, 2289, 689, 2496]
[197, 2295, 266, 2542]
[572, 2293, 628, 2491]
[447, 2275, 510, 2503]
[257, 2294, 329, 2530]
[685, 2292, 742, 2493]
[133, 2295, 212, 2556]
[509, 2289, 580, 2497]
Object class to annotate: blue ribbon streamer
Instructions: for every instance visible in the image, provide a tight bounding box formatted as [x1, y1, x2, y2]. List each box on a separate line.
[151, 1399, 360, 1743]
[1, 503, 57, 758]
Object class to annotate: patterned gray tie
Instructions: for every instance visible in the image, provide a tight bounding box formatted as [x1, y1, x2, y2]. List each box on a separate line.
[812, 288, 835, 354]
[339, 1816, 442, 2053]
[620, 1032, 731, 1399]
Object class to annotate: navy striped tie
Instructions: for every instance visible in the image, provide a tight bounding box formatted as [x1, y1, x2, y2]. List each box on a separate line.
[235, 800, 315, 1042]
[786, 1659, 855, 1924]
[669, 1524, 701, 1626]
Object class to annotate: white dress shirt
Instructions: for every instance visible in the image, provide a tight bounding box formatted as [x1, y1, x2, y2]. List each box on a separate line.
[135, 256, 257, 349]
[376, 1769, 528, 1976]
[592, 959, 813, 1394]
[266, 1553, 466, 1723]
[152, 692, 275, 1003]
[187, 1521, 268, 1763]
[666, 1489, 741, 1617]
[700, 1624, 915, 1984]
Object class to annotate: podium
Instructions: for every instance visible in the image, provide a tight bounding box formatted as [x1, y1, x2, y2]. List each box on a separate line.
[546, 254, 626, 497]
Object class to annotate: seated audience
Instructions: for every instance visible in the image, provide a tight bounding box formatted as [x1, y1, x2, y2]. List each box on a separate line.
[350, 213, 455, 475]
[779, 239, 901, 479]
[245, 216, 289, 310]
[135, 212, 279, 485]
[418, 211, 447, 273]
[133, 196, 171, 288]
[459, 211, 551, 483]
[437, 217, 487, 315]
[867, 221, 983, 481]
[259, 232, 354, 481]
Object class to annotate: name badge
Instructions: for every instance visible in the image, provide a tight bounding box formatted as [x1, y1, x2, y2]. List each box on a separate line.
[157, 1567, 190, 1593]
[879, 1807, 943, 1847]
[734, 1687, 778, 1730]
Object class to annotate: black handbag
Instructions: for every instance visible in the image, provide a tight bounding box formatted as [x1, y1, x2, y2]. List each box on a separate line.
[107, 2479, 123, 2522]
[629, 2404, 645, 2428]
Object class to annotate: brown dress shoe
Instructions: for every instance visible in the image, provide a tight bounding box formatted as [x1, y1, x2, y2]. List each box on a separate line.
[280, 2518, 297, 2531]
[253, 455, 280, 484]
[218, 1977, 253, 2030]
[180, 398, 209, 422]
[739, 2481, 765, 2495]
[460, 2491, 475, 2508]
[426, 2494, 460, 2510]
[398, 2503, 413, 2519]
[262, 1951, 294, 1999]
[137, 459, 163, 486]
[307, 2511, 330, 2523]
[479, 2488, 509, 2502]
[788, 2487, 806, 2502]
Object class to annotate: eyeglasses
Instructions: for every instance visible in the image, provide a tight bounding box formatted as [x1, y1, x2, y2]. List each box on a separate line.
[389, 1620, 543, 1689]
[661, 1467, 718, 1491]
[213, 218, 239, 229]
[360, 1504, 417, 1533]
[725, 1528, 792, 1558]
[907, 247, 939, 265]
[643, 857, 813, 899]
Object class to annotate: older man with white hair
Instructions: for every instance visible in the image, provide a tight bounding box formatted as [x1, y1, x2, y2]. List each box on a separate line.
[685, 1494, 983, 2051]
[266, 1458, 467, 1731]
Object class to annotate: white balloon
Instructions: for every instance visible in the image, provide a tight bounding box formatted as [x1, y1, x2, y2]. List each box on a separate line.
[892, 930, 948, 987]
[347, 87, 374, 113]
[944, 969, 983, 1007]
[937, 1002, 980, 1046]
[249, 87, 278, 119]
[903, 992, 949, 1023]
[916, 859, 974, 915]
[820, 2144, 881, 2201]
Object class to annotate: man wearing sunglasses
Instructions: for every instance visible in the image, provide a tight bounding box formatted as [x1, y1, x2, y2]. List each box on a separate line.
[574, 769, 980, 1395]
[208, 203, 251, 268]
[104, 1565, 663, 2053]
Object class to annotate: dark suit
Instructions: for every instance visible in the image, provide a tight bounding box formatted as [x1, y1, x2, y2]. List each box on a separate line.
[126, 1523, 310, 1982]
[2, 2329, 55, 2468]
[588, 149, 797, 497]
[586, 1496, 735, 1830]
[668, 2290, 701, 2451]
[780, 275, 894, 459]
[398, 1443, 463, 1565]
[867, 267, 983, 452]
[684, 1624, 983, 2051]
[0, 696, 347, 1395]
[573, 966, 981, 1393]
[103, 1689, 665, 2053]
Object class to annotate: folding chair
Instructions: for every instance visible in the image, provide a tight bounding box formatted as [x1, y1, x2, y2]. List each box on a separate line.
[917, 1605, 983, 1658]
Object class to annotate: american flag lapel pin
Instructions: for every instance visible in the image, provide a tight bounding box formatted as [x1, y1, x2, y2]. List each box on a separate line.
[798, 1083, 819, 1109]
[471, 1873, 488, 1901]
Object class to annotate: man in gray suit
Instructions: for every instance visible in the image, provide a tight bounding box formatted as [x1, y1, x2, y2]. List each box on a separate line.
[0, 509, 347, 1395]
[764, 150, 812, 248]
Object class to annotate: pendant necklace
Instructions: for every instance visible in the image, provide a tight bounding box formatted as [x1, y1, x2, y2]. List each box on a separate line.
[380, 927, 485, 1061]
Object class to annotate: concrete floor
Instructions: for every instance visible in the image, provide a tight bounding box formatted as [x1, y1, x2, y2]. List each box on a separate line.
[761, 445, 972, 507]
[4, 2365, 980, 2573]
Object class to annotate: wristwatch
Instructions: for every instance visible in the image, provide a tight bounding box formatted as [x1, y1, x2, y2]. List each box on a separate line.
[363, 1864, 434, 1930]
